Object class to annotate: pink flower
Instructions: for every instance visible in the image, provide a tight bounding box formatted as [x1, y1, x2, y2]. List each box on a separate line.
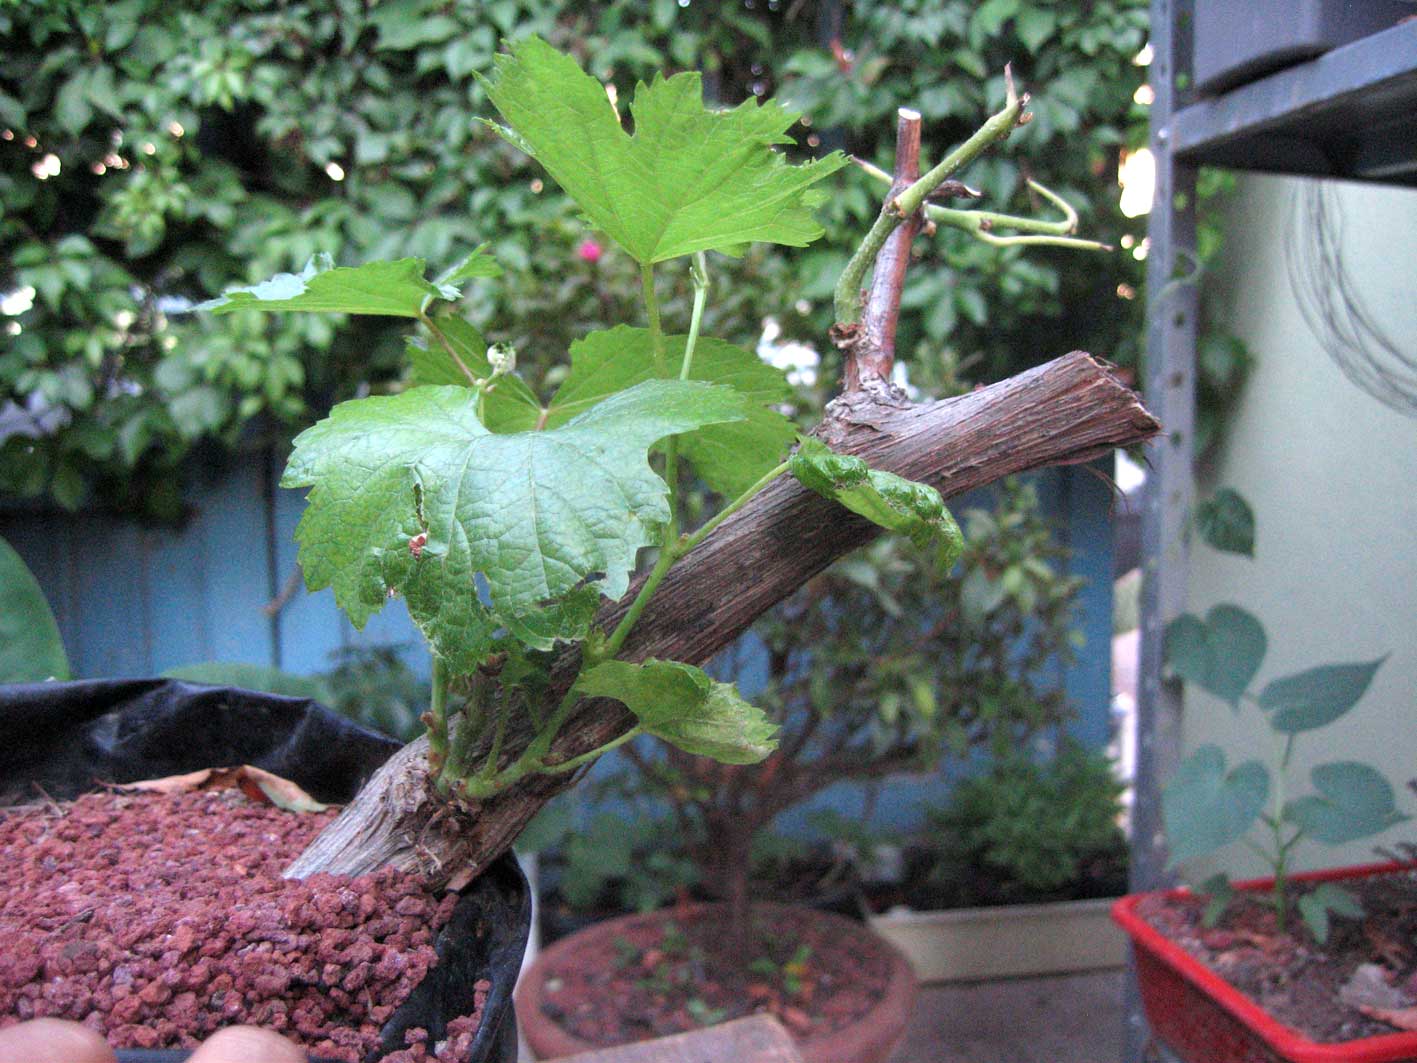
[577, 239, 604, 264]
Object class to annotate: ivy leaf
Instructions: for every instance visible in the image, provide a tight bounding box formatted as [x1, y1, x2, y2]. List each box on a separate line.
[1164, 604, 1266, 708]
[1286, 762, 1409, 844]
[575, 658, 778, 765]
[1163, 745, 1269, 866]
[281, 380, 746, 670]
[405, 317, 543, 432]
[788, 437, 963, 558]
[198, 254, 458, 317]
[544, 325, 796, 495]
[480, 36, 846, 264]
[1195, 488, 1255, 557]
[1259, 658, 1386, 734]
[1298, 883, 1364, 945]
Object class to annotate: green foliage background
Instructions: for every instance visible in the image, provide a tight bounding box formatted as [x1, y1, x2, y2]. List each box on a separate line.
[1, 0, 1147, 520]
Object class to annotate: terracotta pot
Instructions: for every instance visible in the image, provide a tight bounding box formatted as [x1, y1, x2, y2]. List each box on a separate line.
[1114, 862, 1417, 1063]
[516, 902, 917, 1063]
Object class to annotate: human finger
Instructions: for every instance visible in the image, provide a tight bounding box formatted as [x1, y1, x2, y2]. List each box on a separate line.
[0, 1018, 117, 1063]
[188, 1026, 307, 1063]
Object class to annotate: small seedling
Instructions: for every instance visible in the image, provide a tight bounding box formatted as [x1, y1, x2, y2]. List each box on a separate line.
[1163, 603, 1406, 942]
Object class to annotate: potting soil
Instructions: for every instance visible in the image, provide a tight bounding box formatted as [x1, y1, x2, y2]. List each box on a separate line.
[1138, 873, 1417, 1043]
[0, 787, 489, 1062]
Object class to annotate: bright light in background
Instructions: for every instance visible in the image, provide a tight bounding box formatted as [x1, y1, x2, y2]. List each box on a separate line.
[1133, 84, 1155, 106]
[1134, 43, 1153, 66]
[1, 286, 35, 316]
[325, 161, 346, 181]
[1115, 449, 1147, 493]
[167, 121, 185, 137]
[1118, 147, 1155, 218]
[30, 153, 60, 180]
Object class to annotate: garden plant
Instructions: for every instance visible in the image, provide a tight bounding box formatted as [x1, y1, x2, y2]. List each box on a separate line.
[1112, 592, 1417, 1057]
[1162, 604, 1403, 942]
[604, 477, 1089, 929]
[186, 35, 1159, 901]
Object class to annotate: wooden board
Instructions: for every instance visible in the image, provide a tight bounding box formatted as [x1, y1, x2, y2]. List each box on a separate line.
[547, 1015, 802, 1063]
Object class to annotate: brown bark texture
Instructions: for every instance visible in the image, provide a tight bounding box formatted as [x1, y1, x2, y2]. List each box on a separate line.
[285, 351, 1159, 889]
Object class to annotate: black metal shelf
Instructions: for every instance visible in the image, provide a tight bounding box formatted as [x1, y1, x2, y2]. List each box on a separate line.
[1170, 20, 1417, 185]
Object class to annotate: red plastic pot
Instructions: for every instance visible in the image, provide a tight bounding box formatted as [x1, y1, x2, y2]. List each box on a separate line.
[516, 902, 916, 1063]
[1113, 862, 1417, 1063]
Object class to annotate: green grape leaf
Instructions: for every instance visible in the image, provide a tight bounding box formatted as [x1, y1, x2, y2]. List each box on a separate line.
[1195, 487, 1255, 558]
[788, 436, 963, 557]
[480, 36, 847, 264]
[1164, 604, 1266, 708]
[1286, 761, 1409, 844]
[545, 325, 796, 495]
[446, 243, 503, 283]
[1162, 745, 1269, 866]
[575, 658, 778, 765]
[281, 381, 746, 671]
[1259, 658, 1386, 734]
[198, 253, 457, 317]
[405, 317, 543, 432]
[0, 535, 70, 682]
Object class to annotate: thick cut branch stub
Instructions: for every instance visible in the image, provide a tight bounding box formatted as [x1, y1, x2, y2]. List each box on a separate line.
[285, 352, 1160, 889]
[842, 107, 922, 398]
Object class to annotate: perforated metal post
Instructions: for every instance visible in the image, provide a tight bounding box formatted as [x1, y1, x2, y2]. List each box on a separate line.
[1124, 0, 1197, 1059]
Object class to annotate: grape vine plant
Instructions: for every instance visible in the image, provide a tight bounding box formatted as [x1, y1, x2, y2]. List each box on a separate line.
[201, 37, 1101, 805]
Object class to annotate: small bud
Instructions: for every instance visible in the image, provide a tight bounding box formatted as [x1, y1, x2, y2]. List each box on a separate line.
[487, 343, 516, 377]
[577, 239, 604, 264]
[409, 532, 428, 558]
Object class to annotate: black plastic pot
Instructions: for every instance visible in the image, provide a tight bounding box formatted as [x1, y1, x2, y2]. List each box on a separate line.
[0, 678, 530, 1063]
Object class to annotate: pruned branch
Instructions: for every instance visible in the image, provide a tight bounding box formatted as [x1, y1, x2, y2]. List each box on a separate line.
[285, 351, 1159, 888]
[848, 107, 922, 393]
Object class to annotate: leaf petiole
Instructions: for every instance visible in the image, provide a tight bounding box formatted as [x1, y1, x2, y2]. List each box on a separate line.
[599, 460, 790, 662]
[417, 310, 482, 387]
[540, 727, 645, 774]
[834, 72, 1028, 324]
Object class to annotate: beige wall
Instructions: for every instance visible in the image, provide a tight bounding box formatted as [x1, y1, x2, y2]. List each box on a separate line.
[1182, 173, 1417, 879]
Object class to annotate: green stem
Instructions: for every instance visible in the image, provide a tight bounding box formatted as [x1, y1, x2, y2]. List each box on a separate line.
[478, 702, 509, 781]
[601, 542, 678, 661]
[834, 77, 1026, 324]
[1270, 731, 1296, 931]
[418, 311, 481, 387]
[427, 657, 451, 793]
[599, 460, 791, 663]
[679, 461, 789, 556]
[540, 727, 645, 774]
[680, 253, 710, 381]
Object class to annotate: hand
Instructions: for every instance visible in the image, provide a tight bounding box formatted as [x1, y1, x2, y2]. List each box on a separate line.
[0, 1019, 307, 1063]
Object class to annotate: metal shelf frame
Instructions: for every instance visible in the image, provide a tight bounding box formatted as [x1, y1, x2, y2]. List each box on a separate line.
[1125, 4, 1417, 1060]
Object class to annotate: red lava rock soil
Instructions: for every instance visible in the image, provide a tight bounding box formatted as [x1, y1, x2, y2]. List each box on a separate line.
[537, 906, 888, 1046]
[0, 788, 489, 1062]
[1139, 871, 1417, 1043]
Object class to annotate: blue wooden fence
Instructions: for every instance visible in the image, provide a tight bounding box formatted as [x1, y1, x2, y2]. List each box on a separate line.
[2, 455, 1115, 831]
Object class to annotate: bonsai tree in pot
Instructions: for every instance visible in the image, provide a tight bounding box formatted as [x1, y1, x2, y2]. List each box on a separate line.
[1114, 599, 1415, 1063]
[617, 475, 1086, 933]
[514, 477, 1102, 1052]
